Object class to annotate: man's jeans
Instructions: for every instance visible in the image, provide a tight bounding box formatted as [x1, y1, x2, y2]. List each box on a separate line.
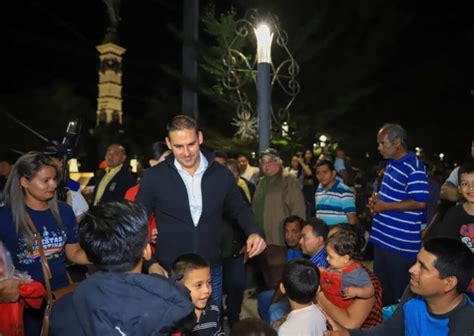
[211, 265, 223, 308]
[257, 290, 289, 324]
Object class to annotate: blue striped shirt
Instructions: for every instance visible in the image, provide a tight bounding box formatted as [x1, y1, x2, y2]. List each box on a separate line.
[369, 151, 429, 258]
[192, 297, 224, 336]
[310, 248, 329, 268]
[315, 180, 356, 226]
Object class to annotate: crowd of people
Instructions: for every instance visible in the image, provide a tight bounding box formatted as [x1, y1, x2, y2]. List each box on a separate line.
[0, 116, 473, 336]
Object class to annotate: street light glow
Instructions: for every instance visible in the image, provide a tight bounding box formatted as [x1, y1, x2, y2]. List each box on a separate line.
[319, 134, 327, 142]
[68, 158, 79, 173]
[255, 24, 273, 63]
[281, 121, 289, 136]
[130, 158, 138, 173]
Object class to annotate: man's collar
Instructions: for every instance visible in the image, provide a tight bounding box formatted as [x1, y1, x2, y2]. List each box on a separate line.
[391, 150, 413, 163]
[106, 163, 123, 174]
[174, 151, 208, 176]
[323, 178, 338, 191]
[312, 246, 326, 259]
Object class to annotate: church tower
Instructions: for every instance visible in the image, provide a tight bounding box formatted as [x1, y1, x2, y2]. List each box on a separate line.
[96, 43, 125, 125]
[96, 0, 125, 126]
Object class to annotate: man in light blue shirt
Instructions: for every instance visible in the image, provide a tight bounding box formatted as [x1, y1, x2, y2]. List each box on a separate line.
[174, 151, 208, 226]
[314, 159, 357, 226]
[137, 115, 266, 309]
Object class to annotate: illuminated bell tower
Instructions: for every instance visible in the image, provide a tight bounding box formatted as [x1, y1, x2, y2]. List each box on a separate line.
[96, 43, 125, 125]
[96, 0, 125, 126]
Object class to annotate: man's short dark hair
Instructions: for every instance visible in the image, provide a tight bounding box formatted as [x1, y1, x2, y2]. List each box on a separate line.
[423, 238, 474, 293]
[79, 200, 149, 273]
[315, 159, 335, 171]
[282, 259, 320, 304]
[214, 150, 228, 161]
[303, 218, 329, 241]
[458, 159, 474, 181]
[237, 153, 249, 160]
[107, 143, 127, 155]
[171, 253, 209, 283]
[166, 115, 198, 134]
[283, 215, 304, 231]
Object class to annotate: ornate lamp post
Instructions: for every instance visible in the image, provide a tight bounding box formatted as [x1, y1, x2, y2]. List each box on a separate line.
[255, 24, 273, 151]
[222, 9, 300, 153]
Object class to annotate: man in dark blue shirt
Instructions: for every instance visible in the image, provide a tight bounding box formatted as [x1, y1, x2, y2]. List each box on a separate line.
[325, 238, 474, 336]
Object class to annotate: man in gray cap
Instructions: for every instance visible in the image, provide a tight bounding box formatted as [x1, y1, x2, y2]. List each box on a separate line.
[252, 148, 306, 290]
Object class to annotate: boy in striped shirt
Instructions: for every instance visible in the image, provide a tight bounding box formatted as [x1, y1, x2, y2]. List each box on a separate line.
[172, 254, 224, 336]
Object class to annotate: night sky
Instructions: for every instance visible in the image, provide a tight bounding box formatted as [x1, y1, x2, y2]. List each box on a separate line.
[1, 0, 473, 169]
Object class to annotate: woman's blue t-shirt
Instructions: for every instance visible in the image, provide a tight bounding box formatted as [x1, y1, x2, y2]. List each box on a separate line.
[0, 202, 78, 290]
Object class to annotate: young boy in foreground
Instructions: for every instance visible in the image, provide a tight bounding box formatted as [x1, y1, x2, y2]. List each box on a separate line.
[172, 253, 224, 336]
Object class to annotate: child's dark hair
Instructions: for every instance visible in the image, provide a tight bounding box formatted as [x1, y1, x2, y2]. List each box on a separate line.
[458, 158, 474, 181]
[171, 253, 209, 282]
[326, 228, 362, 260]
[281, 258, 320, 304]
[79, 200, 149, 272]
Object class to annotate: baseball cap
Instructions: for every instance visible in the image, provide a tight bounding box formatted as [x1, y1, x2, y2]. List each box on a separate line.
[259, 148, 281, 160]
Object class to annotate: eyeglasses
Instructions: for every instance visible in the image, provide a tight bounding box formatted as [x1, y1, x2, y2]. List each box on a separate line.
[260, 159, 277, 165]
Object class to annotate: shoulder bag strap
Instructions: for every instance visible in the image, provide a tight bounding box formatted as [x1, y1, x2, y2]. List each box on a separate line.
[26, 215, 53, 305]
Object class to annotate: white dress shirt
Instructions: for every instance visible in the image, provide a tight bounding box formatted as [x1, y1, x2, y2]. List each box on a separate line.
[174, 152, 208, 226]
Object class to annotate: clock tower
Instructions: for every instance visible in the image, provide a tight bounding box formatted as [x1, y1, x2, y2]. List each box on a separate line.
[95, 43, 125, 125]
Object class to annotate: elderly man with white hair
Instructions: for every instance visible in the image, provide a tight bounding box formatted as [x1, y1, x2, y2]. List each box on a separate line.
[252, 148, 306, 291]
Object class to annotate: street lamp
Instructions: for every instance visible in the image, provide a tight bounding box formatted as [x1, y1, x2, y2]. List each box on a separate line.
[281, 121, 289, 137]
[222, 9, 300, 152]
[318, 134, 327, 155]
[255, 24, 273, 63]
[415, 147, 422, 157]
[255, 24, 273, 152]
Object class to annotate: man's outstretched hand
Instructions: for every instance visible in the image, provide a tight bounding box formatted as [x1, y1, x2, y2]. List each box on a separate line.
[246, 233, 266, 258]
